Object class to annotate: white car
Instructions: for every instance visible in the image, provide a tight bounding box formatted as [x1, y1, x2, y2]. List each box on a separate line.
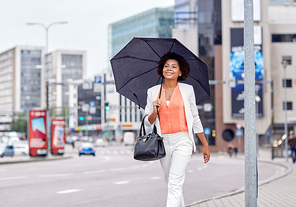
[13, 144, 29, 156]
[123, 132, 135, 146]
[95, 139, 106, 147]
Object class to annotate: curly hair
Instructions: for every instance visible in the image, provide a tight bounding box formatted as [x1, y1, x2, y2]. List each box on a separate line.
[157, 52, 190, 81]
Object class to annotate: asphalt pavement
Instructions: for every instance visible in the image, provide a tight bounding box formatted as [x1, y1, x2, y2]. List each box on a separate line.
[1, 143, 295, 207]
[187, 156, 296, 207]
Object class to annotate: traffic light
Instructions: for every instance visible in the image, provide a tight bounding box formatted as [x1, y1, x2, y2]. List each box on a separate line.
[80, 116, 84, 121]
[105, 102, 110, 111]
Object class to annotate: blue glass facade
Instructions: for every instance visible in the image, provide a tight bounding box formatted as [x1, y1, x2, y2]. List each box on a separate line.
[109, 7, 174, 58]
[20, 50, 42, 109]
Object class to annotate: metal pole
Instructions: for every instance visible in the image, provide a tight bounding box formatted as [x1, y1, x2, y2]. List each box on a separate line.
[244, 0, 257, 206]
[284, 65, 288, 162]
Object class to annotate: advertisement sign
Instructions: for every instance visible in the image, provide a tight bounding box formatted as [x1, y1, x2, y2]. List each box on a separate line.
[231, 0, 261, 22]
[230, 27, 264, 118]
[51, 119, 65, 155]
[29, 110, 47, 156]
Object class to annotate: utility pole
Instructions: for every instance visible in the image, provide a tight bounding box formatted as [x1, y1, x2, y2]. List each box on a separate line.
[244, 0, 258, 206]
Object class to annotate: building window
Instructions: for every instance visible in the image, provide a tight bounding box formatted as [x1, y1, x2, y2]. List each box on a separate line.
[283, 79, 292, 88]
[125, 97, 127, 122]
[130, 100, 132, 122]
[272, 34, 296, 42]
[283, 102, 293, 110]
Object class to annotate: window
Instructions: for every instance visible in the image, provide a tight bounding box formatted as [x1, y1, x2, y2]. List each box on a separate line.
[283, 102, 293, 110]
[283, 79, 292, 88]
[272, 34, 296, 42]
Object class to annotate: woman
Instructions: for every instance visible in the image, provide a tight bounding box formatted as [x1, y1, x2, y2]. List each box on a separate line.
[144, 52, 210, 207]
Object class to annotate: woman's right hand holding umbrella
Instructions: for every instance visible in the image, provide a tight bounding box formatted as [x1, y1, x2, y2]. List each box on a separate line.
[148, 99, 162, 124]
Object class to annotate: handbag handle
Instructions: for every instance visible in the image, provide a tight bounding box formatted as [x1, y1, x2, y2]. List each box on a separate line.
[140, 83, 163, 137]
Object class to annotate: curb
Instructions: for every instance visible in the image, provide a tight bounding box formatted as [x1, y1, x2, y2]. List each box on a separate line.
[186, 158, 293, 207]
[0, 155, 73, 165]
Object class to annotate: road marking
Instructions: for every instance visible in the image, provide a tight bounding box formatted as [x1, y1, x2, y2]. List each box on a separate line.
[110, 167, 127, 171]
[150, 177, 161, 180]
[126, 151, 132, 154]
[57, 189, 82, 194]
[83, 170, 106, 174]
[38, 173, 72, 178]
[0, 169, 6, 172]
[188, 170, 194, 173]
[129, 166, 140, 169]
[198, 167, 202, 171]
[0, 176, 27, 181]
[106, 151, 111, 154]
[114, 181, 129, 185]
[114, 151, 118, 154]
[120, 150, 125, 154]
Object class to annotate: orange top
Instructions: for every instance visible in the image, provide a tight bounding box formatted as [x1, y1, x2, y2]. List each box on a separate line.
[158, 84, 188, 134]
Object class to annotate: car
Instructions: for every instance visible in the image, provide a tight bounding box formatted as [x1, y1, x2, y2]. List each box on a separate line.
[13, 144, 29, 156]
[78, 142, 96, 156]
[0, 144, 14, 157]
[123, 132, 135, 146]
[95, 138, 106, 147]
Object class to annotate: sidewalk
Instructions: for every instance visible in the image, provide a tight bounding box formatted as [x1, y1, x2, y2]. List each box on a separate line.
[187, 157, 296, 207]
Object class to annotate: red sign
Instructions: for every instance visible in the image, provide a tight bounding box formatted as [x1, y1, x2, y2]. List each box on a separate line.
[51, 119, 65, 155]
[29, 110, 47, 156]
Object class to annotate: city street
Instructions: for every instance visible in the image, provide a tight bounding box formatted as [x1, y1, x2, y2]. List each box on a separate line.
[0, 144, 286, 207]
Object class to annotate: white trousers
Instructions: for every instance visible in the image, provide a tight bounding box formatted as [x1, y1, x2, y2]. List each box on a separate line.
[160, 131, 192, 207]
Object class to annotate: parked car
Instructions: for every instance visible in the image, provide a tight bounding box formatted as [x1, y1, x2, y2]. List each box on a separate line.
[13, 144, 29, 156]
[0, 144, 14, 157]
[95, 138, 106, 147]
[123, 132, 135, 146]
[78, 142, 96, 156]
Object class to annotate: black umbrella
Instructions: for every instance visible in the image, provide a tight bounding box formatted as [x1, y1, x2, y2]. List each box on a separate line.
[110, 37, 210, 109]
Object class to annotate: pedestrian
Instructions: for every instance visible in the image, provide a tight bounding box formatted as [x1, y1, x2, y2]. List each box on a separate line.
[234, 143, 238, 156]
[228, 144, 233, 157]
[144, 52, 210, 207]
[288, 130, 296, 163]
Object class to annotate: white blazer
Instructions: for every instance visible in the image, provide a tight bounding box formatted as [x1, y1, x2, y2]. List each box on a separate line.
[144, 83, 204, 152]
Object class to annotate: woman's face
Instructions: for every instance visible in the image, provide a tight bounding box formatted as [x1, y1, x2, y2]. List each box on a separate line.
[162, 59, 182, 80]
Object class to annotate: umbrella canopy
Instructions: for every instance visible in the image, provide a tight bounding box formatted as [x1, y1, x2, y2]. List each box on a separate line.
[110, 37, 210, 109]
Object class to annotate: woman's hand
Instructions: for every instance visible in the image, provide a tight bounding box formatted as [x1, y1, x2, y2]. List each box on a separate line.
[203, 146, 210, 163]
[152, 99, 162, 112]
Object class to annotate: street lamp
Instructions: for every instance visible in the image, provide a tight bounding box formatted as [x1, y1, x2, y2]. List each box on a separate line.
[281, 59, 289, 162]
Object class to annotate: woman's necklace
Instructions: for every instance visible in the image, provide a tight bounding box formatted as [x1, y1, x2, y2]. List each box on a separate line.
[163, 84, 177, 101]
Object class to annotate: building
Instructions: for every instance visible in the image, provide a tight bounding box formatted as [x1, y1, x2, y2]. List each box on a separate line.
[45, 50, 86, 115]
[173, 0, 296, 153]
[0, 46, 45, 131]
[108, 7, 174, 62]
[106, 7, 174, 140]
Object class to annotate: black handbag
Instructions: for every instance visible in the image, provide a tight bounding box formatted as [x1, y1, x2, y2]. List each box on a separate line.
[134, 84, 166, 161]
[134, 115, 166, 161]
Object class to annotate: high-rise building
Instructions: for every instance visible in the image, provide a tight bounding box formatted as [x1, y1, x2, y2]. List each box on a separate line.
[46, 50, 86, 115]
[0, 46, 45, 131]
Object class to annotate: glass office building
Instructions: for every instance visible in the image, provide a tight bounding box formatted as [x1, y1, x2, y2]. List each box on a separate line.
[20, 50, 42, 109]
[108, 7, 174, 59]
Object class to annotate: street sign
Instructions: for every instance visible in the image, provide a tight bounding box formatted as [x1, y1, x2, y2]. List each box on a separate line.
[236, 129, 243, 137]
[82, 104, 89, 112]
[204, 128, 211, 136]
[94, 76, 102, 83]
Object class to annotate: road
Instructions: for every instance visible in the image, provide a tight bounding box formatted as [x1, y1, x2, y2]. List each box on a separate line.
[0, 144, 285, 207]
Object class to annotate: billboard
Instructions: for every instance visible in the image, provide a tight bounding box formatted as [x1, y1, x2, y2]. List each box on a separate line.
[51, 119, 65, 155]
[29, 110, 47, 156]
[230, 27, 264, 118]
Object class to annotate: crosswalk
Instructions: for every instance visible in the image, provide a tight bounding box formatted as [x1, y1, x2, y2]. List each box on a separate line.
[97, 150, 133, 155]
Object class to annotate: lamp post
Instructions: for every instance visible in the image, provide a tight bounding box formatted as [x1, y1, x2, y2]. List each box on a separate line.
[26, 21, 67, 84]
[281, 59, 289, 162]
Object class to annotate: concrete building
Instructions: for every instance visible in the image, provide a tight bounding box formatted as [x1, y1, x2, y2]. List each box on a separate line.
[173, 0, 296, 153]
[0, 46, 45, 131]
[45, 50, 86, 115]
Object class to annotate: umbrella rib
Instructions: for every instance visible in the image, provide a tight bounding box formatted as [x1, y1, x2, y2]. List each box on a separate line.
[117, 66, 158, 91]
[143, 40, 161, 58]
[188, 75, 211, 96]
[112, 56, 158, 63]
[168, 39, 177, 52]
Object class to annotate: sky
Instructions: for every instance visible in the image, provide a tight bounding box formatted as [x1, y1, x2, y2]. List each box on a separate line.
[0, 0, 174, 79]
